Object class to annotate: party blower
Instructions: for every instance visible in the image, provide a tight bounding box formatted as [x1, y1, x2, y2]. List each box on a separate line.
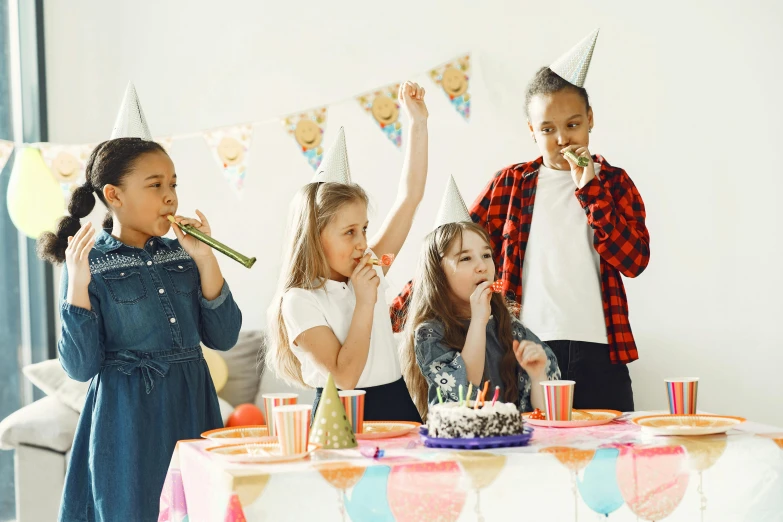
[167, 215, 256, 268]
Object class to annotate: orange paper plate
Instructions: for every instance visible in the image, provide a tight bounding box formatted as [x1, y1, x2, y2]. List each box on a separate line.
[522, 409, 622, 428]
[632, 414, 746, 436]
[206, 441, 319, 464]
[355, 421, 422, 440]
[201, 425, 271, 444]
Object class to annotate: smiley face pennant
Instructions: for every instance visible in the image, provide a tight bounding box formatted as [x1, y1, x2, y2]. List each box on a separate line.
[357, 83, 402, 148]
[33, 142, 93, 200]
[430, 54, 471, 121]
[203, 124, 253, 198]
[282, 107, 328, 171]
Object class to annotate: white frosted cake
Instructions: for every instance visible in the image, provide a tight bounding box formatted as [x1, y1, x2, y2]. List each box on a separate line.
[427, 402, 524, 439]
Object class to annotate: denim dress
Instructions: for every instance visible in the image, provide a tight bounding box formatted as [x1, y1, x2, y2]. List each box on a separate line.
[414, 316, 560, 413]
[58, 231, 242, 522]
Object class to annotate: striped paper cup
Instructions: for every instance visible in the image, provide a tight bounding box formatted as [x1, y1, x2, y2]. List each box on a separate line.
[273, 404, 312, 456]
[541, 380, 575, 421]
[665, 378, 699, 414]
[338, 390, 366, 434]
[263, 393, 298, 437]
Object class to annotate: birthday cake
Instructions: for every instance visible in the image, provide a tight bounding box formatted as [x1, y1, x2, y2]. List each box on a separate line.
[426, 402, 524, 439]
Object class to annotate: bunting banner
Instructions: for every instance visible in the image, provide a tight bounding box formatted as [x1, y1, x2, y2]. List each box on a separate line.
[357, 83, 402, 148]
[203, 124, 253, 197]
[282, 107, 327, 170]
[34, 143, 93, 199]
[430, 54, 471, 120]
[0, 139, 14, 173]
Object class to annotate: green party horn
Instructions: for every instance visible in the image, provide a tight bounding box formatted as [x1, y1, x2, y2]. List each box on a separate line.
[563, 150, 590, 168]
[167, 215, 256, 269]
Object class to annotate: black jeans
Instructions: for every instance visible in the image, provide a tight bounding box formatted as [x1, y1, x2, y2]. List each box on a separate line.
[546, 340, 635, 412]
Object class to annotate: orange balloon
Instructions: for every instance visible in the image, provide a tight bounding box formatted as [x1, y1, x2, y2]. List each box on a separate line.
[226, 404, 266, 428]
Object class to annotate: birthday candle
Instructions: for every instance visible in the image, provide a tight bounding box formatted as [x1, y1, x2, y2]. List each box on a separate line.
[491, 386, 500, 406]
[458, 385, 464, 406]
[436, 388, 443, 404]
[466, 383, 473, 408]
[481, 381, 489, 405]
[474, 389, 481, 410]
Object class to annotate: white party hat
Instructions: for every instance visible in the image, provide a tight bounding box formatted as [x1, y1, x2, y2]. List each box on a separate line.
[433, 175, 471, 229]
[550, 28, 600, 88]
[110, 82, 152, 140]
[312, 127, 351, 184]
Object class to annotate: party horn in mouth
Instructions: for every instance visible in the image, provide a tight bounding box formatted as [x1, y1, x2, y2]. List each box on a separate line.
[563, 150, 590, 167]
[167, 215, 256, 269]
[370, 254, 395, 267]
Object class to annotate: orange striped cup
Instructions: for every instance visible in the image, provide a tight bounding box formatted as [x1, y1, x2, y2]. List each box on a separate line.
[665, 378, 698, 414]
[273, 404, 312, 456]
[263, 393, 298, 437]
[541, 380, 575, 421]
[338, 390, 366, 434]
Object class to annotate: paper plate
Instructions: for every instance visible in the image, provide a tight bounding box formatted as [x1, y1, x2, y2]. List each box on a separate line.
[522, 409, 622, 428]
[201, 425, 271, 444]
[355, 421, 421, 440]
[206, 441, 319, 464]
[632, 414, 746, 436]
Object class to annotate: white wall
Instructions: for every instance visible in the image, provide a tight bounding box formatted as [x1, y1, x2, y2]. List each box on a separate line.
[44, 0, 783, 425]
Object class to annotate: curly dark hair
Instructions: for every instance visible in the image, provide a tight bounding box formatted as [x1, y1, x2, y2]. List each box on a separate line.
[37, 138, 166, 264]
[525, 66, 590, 119]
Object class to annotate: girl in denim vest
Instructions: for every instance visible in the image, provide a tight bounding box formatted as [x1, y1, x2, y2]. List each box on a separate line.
[37, 137, 242, 521]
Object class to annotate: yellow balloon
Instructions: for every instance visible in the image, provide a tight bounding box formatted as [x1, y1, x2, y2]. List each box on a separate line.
[201, 345, 228, 393]
[7, 147, 66, 239]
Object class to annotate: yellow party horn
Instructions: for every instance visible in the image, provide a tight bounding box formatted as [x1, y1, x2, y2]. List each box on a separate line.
[167, 215, 256, 269]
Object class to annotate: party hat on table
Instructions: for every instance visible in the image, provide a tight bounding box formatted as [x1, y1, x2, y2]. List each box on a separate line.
[433, 175, 472, 230]
[110, 82, 153, 140]
[312, 127, 351, 184]
[309, 374, 357, 449]
[550, 28, 600, 88]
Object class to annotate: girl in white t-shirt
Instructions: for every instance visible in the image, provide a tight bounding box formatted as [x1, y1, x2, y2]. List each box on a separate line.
[266, 81, 428, 422]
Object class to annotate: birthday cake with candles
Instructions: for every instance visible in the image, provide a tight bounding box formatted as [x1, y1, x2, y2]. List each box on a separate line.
[426, 402, 524, 439]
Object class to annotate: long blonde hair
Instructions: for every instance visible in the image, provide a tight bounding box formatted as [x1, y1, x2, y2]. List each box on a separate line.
[400, 222, 518, 419]
[266, 182, 370, 388]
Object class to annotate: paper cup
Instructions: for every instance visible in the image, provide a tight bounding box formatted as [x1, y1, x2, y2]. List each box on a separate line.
[273, 404, 312, 455]
[338, 390, 366, 434]
[541, 380, 575, 421]
[665, 378, 699, 414]
[263, 393, 298, 437]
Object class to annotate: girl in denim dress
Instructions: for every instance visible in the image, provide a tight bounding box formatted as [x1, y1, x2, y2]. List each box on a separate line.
[37, 137, 243, 521]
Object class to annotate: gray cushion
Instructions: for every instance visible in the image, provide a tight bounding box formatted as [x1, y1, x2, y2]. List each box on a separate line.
[217, 330, 265, 406]
[0, 396, 79, 452]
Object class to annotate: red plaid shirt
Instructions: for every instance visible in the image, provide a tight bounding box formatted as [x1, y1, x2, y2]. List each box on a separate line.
[391, 155, 650, 364]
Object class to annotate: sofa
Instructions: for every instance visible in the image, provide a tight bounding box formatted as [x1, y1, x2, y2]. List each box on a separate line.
[0, 330, 313, 522]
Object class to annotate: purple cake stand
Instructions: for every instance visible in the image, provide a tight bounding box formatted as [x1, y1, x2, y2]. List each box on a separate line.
[419, 425, 534, 450]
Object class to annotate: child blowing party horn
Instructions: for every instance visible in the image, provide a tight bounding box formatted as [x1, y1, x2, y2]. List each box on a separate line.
[371, 253, 395, 267]
[167, 215, 256, 268]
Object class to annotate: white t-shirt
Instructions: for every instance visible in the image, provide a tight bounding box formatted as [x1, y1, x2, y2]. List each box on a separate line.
[280, 263, 402, 389]
[521, 163, 608, 344]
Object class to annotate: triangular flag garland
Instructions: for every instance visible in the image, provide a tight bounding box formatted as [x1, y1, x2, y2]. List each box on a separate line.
[2, 52, 492, 236]
[0, 139, 14, 173]
[282, 107, 327, 171]
[430, 54, 471, 121]
[357, 83, 402, 148]
[309, 374, 357, 449]
[433, 175, 471, 230]
[203, 125, 253, 197]
[34, 143, 92, 200]
[312, 127, 352, 185]
[550, 28, 599, 88]
[110, 82, 153, 140]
